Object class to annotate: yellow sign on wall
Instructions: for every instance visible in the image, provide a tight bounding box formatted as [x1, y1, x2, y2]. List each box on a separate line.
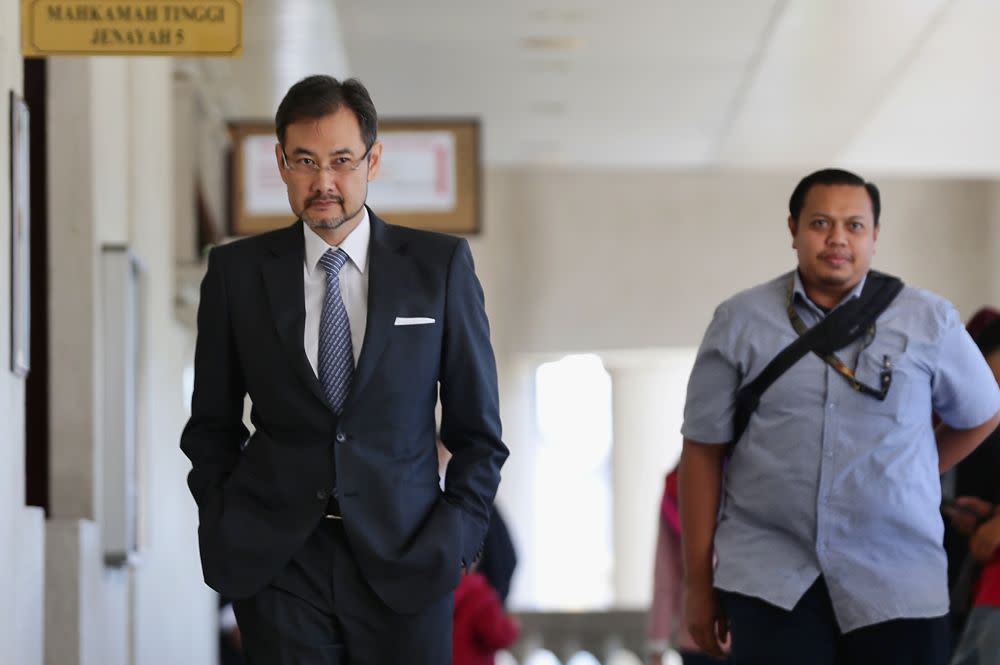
[22, 0, 243, 56]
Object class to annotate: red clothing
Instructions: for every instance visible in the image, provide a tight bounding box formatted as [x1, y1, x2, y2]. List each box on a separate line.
[453, 572, 519, 665]
[651, 471, 695, 651]
[974, 554, 1000, 607]
[660, 470, 681, 533]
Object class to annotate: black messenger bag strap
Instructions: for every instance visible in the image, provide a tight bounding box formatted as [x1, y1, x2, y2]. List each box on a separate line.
[730, 271, 904, 446]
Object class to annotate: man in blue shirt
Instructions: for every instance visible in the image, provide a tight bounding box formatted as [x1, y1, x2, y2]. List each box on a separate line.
[679, 168, 1000, 665]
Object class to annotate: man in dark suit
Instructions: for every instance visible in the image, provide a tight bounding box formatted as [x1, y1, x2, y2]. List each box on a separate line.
[181, 75, 508, 665]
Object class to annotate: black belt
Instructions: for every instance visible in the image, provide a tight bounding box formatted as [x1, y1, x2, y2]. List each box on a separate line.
[324, 495, 343, 520]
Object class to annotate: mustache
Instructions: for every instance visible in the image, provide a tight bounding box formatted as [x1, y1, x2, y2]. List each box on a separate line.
[307, 194, 343, 206]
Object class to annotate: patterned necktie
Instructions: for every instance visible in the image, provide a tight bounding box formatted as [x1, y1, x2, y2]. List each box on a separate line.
[317, 248, 355, 414]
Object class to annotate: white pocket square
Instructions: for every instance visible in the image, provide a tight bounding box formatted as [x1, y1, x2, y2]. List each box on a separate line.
[394, 316, 435, 326]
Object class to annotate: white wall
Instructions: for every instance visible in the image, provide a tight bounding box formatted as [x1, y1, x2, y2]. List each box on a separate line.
[475, 170, 992, 356]
[0, 5, 21, 656]
[0, 5, 46, 665]
[127, 57, 216, 665]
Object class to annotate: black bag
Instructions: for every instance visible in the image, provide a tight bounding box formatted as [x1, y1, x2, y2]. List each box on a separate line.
[731, 271, 904, 445]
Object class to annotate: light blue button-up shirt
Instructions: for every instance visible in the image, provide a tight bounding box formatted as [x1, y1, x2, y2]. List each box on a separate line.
[682, 270, 1000, 632]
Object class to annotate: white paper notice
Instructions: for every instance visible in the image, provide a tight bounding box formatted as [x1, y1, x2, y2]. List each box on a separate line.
[243, 135, 289, 215]
[368, 131, 457, 213]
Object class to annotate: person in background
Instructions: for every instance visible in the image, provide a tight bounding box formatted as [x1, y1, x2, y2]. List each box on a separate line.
[680, 168, 1000, 665]
[452, 562, 520, 665]
[944, 314, 1000, 665]
[647, 469, 727, 665]
[479, 506, 517, 607]
[945, 496, 1000, 665]
[963, 308, 1000, 341]
[943, 307, 1000, 637]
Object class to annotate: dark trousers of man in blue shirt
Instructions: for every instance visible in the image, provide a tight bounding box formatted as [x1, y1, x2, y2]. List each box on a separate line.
[720, 577, 952, 665]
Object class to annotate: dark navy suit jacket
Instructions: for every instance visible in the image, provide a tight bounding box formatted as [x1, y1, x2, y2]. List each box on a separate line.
[181, 211, 507, 613]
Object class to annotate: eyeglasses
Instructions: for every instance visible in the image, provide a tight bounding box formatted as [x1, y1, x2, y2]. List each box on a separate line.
[281, 145, 373, 177]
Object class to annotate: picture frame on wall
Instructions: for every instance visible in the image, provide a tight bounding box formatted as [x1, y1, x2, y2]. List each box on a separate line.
[228, 117, 481, 236]
[367, 118, 481, 235]
[228, 120, 288, 237]
[9, 90, 30, 377]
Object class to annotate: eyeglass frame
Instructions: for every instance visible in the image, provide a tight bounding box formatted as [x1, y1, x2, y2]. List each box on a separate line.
[280, 143, 375, 177]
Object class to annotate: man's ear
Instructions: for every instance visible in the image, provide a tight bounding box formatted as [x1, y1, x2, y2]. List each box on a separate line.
[788, 216, 798, 249]
[366, 141, 384, 182]
[275, 143, 290, 185]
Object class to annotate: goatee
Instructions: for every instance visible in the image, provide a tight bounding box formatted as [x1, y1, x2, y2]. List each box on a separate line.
[303, 202, 365, 231]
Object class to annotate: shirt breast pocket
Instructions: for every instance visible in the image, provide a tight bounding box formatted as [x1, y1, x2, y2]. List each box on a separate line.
[853, 329, 910, 423]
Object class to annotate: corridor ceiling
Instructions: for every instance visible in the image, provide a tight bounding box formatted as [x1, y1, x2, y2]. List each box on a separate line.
[189, 0, 1000, 175]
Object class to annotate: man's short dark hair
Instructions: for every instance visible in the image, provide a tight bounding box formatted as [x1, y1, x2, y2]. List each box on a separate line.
[275, 75, 378, 150]
[975, 316, 1000, 358]
[788, 168, 881, 226]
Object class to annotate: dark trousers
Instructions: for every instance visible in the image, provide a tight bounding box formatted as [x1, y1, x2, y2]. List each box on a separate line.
[719, 577, 951, 665]
[232, 519, 453, 665]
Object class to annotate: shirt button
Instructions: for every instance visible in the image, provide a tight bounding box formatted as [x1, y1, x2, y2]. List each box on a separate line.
[336, 432, 346, 443]
[827, 403, 835, 410]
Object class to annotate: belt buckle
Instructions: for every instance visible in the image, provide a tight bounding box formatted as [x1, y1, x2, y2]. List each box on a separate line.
[324, 513, 343, 520]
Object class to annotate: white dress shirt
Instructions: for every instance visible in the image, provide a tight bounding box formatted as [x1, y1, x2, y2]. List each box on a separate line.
[302, 210, 370, 376]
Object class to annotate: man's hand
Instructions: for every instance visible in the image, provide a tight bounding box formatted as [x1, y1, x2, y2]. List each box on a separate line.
[943, 496, 996, 536]
[970, 514, 1000, 563]
[685, 580, 729, 659]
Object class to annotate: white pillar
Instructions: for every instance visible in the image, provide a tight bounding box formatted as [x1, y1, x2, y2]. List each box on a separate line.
[494, 355, 539, 609]
[607, 351, 693, 608]
[48, 57, 110, 522]
[46, 55, 132, 665]
[16, 507, 46, 665]
[45, 519, 101, 665]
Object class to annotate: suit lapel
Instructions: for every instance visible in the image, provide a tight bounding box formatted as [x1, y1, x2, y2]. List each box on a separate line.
[260, 221, 332, 411]
[349, 212, 409, 404]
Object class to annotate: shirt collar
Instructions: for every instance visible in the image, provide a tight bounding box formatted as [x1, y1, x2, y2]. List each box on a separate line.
[792, 269, 868, 313]
[303, 208, 370, 276]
